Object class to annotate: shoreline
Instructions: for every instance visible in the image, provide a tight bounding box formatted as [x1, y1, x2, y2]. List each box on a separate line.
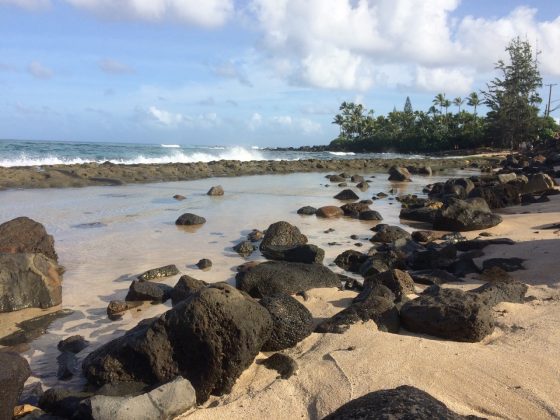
[0, 156, 498, 190]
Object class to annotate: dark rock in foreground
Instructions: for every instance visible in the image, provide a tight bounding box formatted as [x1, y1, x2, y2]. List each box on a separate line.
[137, 264, 179, 281]
[261, 244, 325, 264]
[0, 352, 31, 420]
[0, 253, 62, 312]
[58, 335, 89, 354]
[0, 216, 58, 261]
[334, 189, 360, 201]
[401, 286, 495, 342]
[471, 280, 528, 307]
[482, 257, 525, 272]
[359, 269, 415, 303]
[370, 224, 411, 243]
[175, 213, 206, 226]
[196, 258, 212, 270]
[260, 293, 313, 351]
[236, 261, 340, 298]
[170, 275, 208, 306]
[125, 280, 172, 302]
[433, 198, 502, 232]
[83, 283, 272, 404]
[323, 385, 483, 420]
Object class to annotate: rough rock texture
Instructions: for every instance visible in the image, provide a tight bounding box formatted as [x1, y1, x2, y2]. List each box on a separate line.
[316, 206, 344, 218]
[401, 286, 495, 342]
[0, 352, 31, 420]
[83, 283, 273, 404]
[261, 244, 325, 264]
[359, 269, 415, 302]
[125, 280, 172, 303]
[170, 275, 208, 306]
[233, 241, 256, 258]
[0, 253, 62, 312]
[175, 213, 206, 226]
[207, 185, 224, 196]
[323, 385, 482, 420]
[0, 216, 58, 261]
[370, 224, 411, 243]
[297, 206, 317, 215]
[520, 173, 555, 194]
[482, 258, 525, 272]
[236, 261, 340, 298]
[196, 259, 212, 270]
[87, 377, 196, 420]
[359, 210, 383, 221]
[137, 265, 179, 281]
[410, 269, 461, 285]
[259, 221, 308, 254]
[259, 293, 313, 351]
[433, 198, 502, 232]
[39, 388, 93, 419]
[469, 184, 520, 209]
[334, 250, 368, 273]
[58, 335, 89, 354]
[470, 280, 528, 307]
[388, 166, 412, 182]
[334, 189, 360, 201]
[340, 202, 371, 216]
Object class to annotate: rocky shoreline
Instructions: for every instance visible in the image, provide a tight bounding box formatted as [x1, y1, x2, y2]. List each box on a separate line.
[1, 144, 560, 419]
[0, 156, 498, 190]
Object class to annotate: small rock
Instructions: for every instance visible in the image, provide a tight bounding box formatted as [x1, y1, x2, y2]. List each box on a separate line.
[334, 189, 359, 201]
[233, 241, 256, 257]
[125, 280, 172, 302]
[196, 258, 212, 270]
[247, 229, 264, 242]
[297, 206, 317, 215]
[57, 335, 89, 354]
[137, 264, 179, 281]
[388, 166, 412, 182]
[173, 194, 186, 201]
[175, 213, 206, 226]
[316, 206, 344, 218]
[207, 185, 224, 196]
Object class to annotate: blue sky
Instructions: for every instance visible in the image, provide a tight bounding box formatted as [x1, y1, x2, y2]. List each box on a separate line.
[1, 0, 559, 146]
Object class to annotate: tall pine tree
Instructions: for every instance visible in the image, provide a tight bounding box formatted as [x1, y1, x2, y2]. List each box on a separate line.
[483, 37, 542, 148]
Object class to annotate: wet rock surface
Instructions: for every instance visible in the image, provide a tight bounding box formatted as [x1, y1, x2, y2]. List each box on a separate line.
[0, 352, 31, 420]
[137, 264, 179, 281]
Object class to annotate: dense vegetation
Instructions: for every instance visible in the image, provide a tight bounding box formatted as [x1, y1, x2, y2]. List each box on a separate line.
[330, 38, 559, 153]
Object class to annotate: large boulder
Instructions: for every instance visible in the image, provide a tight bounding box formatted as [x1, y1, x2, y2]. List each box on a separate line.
[388, 166, 412, 182]
[468, 184, 520, 209]
[261, 244, 324, 264]
[236, 261, 340, 298]
[520, 173, 555, 194]
[0, 253, 62, 312]
[324, 385, 481, 420]
[0, 352, 31, 420]
[259, 221, 307, 254]
[470, 280, 528, 307]
[170, 275, 208, 306]
[370, 224, 411, 243]
[433, 198, 502, 231]
[0, 217, 57, 261]
[87, 377, 196, 420]
[83, 283, 272, 404]
[260, 294, 313, 351]
[400, 286, 494, 342]
[358, 269, 415, 303]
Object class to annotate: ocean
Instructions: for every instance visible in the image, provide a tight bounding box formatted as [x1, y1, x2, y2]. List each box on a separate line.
[0, 139, 421, 167]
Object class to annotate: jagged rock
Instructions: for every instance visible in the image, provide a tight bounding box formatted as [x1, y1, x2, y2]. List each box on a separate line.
[233, 240, 256, 257]
[259, 353, 298, 380]
[137, 264, 179, 281]
[411, 230, 444, 243]
[107, 300, 132, 319]
[470, 280, 528, 307]
[316, 206, 344, 218]
[401, 286, 494, 342]
[83, 284, 272, 404]
[370, 224, 411, 243]
[170, 275, 208, 306]
[334, 250, 368, 273]
[0, 352, 31, 420]
[388, 166, 412, 182]
[87, 377, 196, 420]
[0, 253, 62, 312]
[358, 269, 414, 303]
[520, 173, 555, 194]
[39, 388, 92, 419]
[297, 206, 317, 215]
[259, 221, 307, 254]
[260, 293, 313, 351]
[58, 335, 89, 354]
[236, 261, 340, 298]
[261, 244, 325, 264]
[323, 385, 482, 420]
[482, 258, 525, 272]
[334, 189, 360, 201]
[0, 216, 58, 261]
[408, 243, 457, 270]
[468, 184, 520, 209]
[433, 198, 502, 231]
[247, 229, 264, 242]
[125, 280, 172, 302]
[207, 185, 224, 196]
[175, 213, 206, 226]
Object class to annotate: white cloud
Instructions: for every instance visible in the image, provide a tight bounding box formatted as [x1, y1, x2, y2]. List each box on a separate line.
[212, 61, 252, 86]
[65, 0, 233, 28]
[252, 114, 321, 135]
[148, 106, 183, 126]
[147, 106, 220, 128]
[99, 58, 133, 74]
[249, 0, 560, 92]
[27, 61, 53, 79]
[248, 112, 262, 131]
[0, 0, 50, 11]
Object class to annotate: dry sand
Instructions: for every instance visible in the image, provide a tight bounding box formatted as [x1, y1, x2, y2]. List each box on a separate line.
[179, 195, 560, 420]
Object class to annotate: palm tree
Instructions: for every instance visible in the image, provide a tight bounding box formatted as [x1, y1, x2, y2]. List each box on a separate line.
[433, 93, 446, 113]
[443, 99, 451, 115]
[467, 92, 481, 115]
[453, 97, 465, 113]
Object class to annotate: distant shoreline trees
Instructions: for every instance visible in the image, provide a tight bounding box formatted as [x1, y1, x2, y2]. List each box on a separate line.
[330, 38, 558, 153]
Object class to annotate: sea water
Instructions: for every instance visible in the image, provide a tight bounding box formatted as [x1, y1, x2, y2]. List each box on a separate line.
[0, 139, 422, 167]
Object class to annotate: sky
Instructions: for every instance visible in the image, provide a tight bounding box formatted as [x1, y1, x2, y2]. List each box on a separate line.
[0, 0, 559, 147]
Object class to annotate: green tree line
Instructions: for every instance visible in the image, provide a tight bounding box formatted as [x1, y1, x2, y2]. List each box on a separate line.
[330, 38, 559, 153]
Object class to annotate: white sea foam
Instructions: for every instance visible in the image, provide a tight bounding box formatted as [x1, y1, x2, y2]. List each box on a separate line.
[329, 151, 356, 156]
[0, 147, 266, 167]
[160, 144, 181, 148]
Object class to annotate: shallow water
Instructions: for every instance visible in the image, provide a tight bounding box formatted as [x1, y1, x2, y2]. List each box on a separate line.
[0, 169, 468, 388]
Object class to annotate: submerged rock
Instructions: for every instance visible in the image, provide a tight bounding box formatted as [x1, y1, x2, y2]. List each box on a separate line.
[388, 166, 412, 182]
[259, 221, 308, 254]
[316, 206, 344, 218]
[175, 213, 206, 226]
[334, 189, 360, 201]
[297, 206, 317, 215]
[196, 258, 212, 270]
[207, 185, 224, 196]
[261, 244, 325, 264]
[233, 240, 256, 257]
[58, 335, 89, 354]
